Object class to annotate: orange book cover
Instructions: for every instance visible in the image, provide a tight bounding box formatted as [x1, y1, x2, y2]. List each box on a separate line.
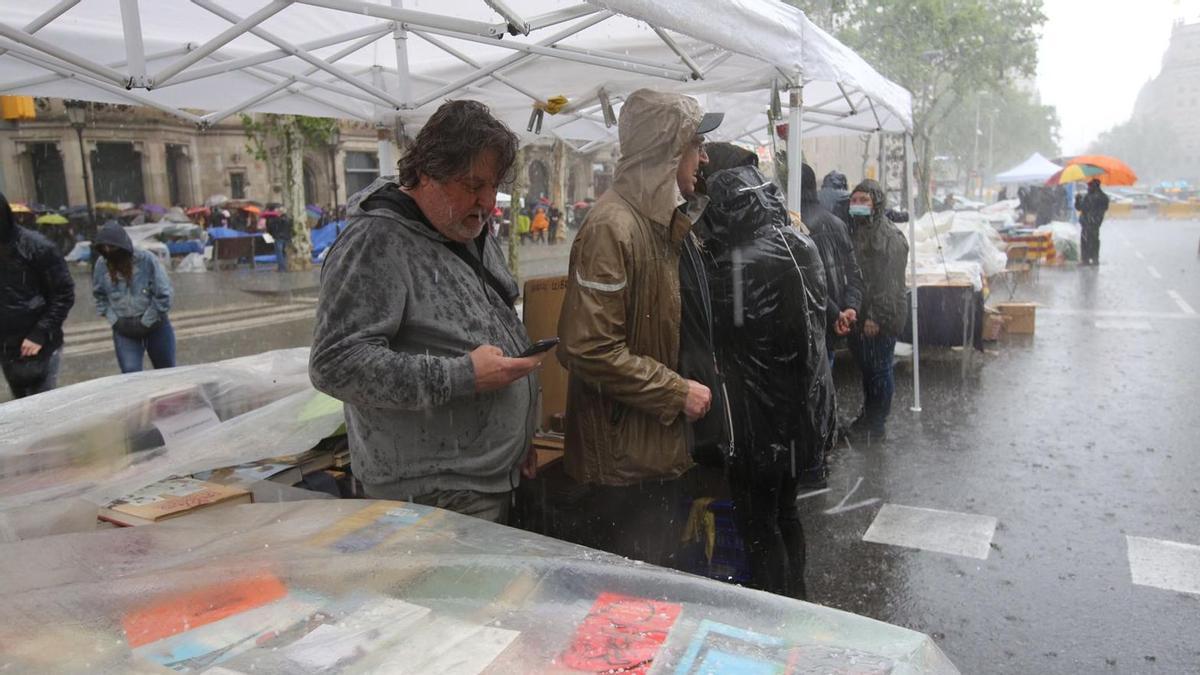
[122, 573, 288, 648]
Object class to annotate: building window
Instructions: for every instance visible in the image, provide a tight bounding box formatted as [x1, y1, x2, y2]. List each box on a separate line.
[343, 151, 379, 198]
[165, 144, 191, 206]
[28, 142, 68, 209]
[229, 171, 246, 199]
[90, 141, 145, 204]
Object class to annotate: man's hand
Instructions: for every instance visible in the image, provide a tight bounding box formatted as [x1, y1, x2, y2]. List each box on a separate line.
[683, 379, 712, 422]
[863, 319, 880, 338]
[835, 308, 858, 336]
[470, 345, 546, 393]
[20, 339, 42, 358]
[521, 446, 538, 480]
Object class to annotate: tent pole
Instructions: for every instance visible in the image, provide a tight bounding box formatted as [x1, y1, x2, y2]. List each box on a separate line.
[392, 0, 412, 109]
[878, 131, 886, 190]
[905, 132, 922, 412]
[150, 0, 290, 87]
[786, 83, 803, 213]
[118, 0, 148, 88]
[373, 67, 395, 174]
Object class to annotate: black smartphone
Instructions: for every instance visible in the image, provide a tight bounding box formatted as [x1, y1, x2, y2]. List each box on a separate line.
[518, 337, 560, 358]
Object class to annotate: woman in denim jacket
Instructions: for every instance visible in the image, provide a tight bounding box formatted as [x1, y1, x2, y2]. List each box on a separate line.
[91, 222, 175, 373]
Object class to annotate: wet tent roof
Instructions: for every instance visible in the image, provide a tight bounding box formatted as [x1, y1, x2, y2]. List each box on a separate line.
[0, 0, 911, 142]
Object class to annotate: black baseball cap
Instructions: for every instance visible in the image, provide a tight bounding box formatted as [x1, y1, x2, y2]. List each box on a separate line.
[696, 111, 724, 135]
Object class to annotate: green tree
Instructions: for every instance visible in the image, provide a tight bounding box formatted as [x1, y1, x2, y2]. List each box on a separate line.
[939, 85, 1061, 191]
[241, 114, 338, 270]
[790, 0, 1046, 210]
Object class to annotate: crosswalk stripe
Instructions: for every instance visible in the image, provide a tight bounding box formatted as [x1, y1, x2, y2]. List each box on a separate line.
[65, 301, 281, 338]
[63, 307, 315, 357]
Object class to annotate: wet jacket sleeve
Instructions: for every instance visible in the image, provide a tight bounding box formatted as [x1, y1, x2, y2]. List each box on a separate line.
[309, 221, 475, 411]
[868, 233, 910, 336]
[839, 227, 864, 314]
[143, 256, 173, 326]
[27, 243, 74, 346]
[92, 262, 117, 326]
[557, 218, 689, 424]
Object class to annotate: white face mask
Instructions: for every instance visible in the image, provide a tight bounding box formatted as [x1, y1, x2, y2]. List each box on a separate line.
[848, 204, 872, 217]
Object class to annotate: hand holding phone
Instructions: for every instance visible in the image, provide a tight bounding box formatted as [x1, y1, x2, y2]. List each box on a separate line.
[519, 337, 560, 358]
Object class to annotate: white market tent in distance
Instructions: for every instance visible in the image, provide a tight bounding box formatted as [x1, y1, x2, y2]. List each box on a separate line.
[994, 152, 1062, 185]
[0, 0, 929, 408]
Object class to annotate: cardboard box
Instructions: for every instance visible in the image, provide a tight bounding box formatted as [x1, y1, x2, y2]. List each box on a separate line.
[996, 302, 1036, 335]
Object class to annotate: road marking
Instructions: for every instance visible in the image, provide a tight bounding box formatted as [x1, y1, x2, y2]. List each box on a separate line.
[1040, 308, 1199, 321]
[796, 488, 831, 501]
[1126, 535, 1200, 596]
[821, 477, 881, 515]
[1147, 265, 1163, 280]
[863, 504, 998, 560]
[65, 302, 314, 342]
[1094, 320, 1153, 332]
[63, 307, 315, 357]
[1167, 290, 1197, 315]
[1134, 250, 1145, 260]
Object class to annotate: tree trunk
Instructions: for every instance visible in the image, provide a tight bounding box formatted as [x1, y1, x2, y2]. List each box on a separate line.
[914, 125, 936, 217]
[283, 118, 312, 271]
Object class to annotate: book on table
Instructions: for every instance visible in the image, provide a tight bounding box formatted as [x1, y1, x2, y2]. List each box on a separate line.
[99, 477, 252, 526]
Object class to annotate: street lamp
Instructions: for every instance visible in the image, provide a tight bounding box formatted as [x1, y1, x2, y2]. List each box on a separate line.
[63, 101, 95, 235]
[327, 123, 341, 215]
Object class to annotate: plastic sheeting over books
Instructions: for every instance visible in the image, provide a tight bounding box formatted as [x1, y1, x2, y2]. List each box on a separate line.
[0, 348, 345, 541]
[0, 499, 959, 673]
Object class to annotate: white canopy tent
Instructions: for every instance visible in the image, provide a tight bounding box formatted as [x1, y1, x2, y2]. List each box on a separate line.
[994, 152, 1061, 184]
[0, 0, 926, 410]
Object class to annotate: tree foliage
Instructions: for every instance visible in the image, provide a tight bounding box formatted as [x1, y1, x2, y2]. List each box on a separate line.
[938, 84, 1060, 187]
[240, 114, 339, 269]
[789, 0, 1047, 208]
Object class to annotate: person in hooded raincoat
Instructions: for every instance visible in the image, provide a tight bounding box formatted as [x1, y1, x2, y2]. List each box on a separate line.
[1076, 179, 1110, 266]
[818, 170, 851, 225]
[846, 179, 909, 439]
[91, 221, 176, 373]
[0, 191, 75, 398]
[705, 164, 836, 599]
[557, 89, 723, 566]
[801, 164, 864, 349]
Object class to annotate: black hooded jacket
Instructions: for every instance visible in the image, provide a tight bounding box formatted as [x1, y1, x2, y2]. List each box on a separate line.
[1077, 181, 1110, 228]
[818, 170, 851, 225]
[0, 194, 75, 357]
[848, 179, 909, 338]
[704, 165, 836, 474]
[801, 164, 864, 335]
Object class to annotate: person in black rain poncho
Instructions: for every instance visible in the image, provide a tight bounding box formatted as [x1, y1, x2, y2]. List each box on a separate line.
[704, 165, 837, 600]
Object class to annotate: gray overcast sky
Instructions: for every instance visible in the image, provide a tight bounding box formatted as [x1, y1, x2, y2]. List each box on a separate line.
[1037, 0, 1200, 154]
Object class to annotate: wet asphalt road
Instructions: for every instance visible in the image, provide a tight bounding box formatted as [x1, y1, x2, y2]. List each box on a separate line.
[806, 217, 1200, 673]
[5, 220, 1199, 672]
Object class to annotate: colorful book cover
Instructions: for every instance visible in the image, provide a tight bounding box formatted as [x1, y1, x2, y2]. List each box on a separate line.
[104, 477, 250, 522]
[560, 592, 682, 674]
[122, 573, 288, 648]
[673, 619, 895, 675]
[309, 501, 435, 553]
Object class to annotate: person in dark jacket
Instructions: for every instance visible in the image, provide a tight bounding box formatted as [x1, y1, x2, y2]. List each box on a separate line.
[678, 141, 757, 467]
[801, 164, 864, 344]
[92, 222, 176, 373]
[266, 208, 293, 272]
[0, 192, 75, 398]
[818, 170, 851, 225]
[1076, 179, 1110, 265]
[706, 164, 836, 599]
[847, 179, 909, 440]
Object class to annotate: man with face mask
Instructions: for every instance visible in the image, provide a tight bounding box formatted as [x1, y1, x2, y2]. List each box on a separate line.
[846, 179, 909, 440]
[0, 192, 75, 398]
[310, 100, 544, 523]
[557, 89, 722, 566]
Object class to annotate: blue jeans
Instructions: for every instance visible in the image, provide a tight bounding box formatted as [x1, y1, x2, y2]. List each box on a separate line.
[274, 239, 289, 271]
[113, 316, 176, 373]
[849, 332, 897, 431]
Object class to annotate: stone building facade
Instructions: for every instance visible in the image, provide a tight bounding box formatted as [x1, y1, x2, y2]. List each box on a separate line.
[1122, 19, 1200, 183]
[0, 98, 612, 213]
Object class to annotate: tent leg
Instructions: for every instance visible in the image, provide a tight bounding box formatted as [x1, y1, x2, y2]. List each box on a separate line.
[905, 132, 921, 412]
[786, 84, 803, 213]
[373, 67, 395, 173]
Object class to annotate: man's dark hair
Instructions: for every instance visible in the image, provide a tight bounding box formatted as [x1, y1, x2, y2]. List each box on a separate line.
[396, 100, 518, 189]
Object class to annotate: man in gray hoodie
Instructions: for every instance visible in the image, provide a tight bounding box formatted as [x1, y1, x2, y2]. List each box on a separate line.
[310, 100, 544, 523]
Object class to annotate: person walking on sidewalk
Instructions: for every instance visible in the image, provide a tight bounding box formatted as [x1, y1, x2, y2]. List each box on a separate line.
[92, 222, 176, 373]
[1076, 179, 1109, 266]
[0, 192, 75, 398]
[846, 179, 908, 440]
[267, 207, 293, 272]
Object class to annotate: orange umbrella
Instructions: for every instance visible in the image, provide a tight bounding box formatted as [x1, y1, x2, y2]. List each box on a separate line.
[1061, 154, 1137, 186]
[241, 205, 261, 214]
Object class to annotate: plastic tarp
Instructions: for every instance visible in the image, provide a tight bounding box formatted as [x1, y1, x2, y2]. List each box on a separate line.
[906, 211, 1008, 291]
[0, 499, 958, 673]
[310, 218, 347, 255]
[0, 1, 911, 143]
[994, 152, 1061, 185]
[1037, 220, 1081, 262]
[0, 348, 344, 541]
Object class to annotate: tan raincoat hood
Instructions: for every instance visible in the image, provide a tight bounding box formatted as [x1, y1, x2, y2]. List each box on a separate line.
[556, 89, 706, 486]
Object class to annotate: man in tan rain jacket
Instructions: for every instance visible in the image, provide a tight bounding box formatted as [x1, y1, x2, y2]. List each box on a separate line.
[556, 89, 722, 565]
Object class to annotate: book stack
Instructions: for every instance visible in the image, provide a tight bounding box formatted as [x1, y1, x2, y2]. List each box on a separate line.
[99, 477, 252, 527]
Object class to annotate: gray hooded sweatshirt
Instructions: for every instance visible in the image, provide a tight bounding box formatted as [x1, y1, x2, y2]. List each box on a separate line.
[310, 177, 537, 498]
